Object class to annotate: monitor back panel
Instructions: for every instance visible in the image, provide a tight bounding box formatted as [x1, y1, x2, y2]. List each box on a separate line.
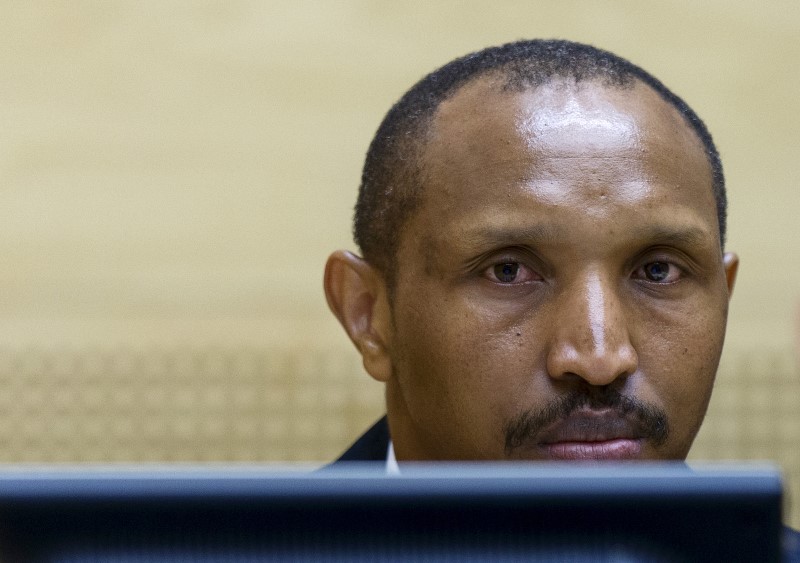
[0, 464, 783, 562]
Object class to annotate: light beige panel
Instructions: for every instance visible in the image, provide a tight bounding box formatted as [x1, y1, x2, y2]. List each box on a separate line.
[0, 0, 798, 527]
[0, 346, 384, 462]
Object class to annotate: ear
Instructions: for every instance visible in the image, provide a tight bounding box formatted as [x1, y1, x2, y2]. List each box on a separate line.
[324, 250, 393, 382]
[722, 252, 739, 298]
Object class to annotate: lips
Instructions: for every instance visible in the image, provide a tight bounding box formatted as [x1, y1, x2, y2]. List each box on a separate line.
[536, 410, 645, 460]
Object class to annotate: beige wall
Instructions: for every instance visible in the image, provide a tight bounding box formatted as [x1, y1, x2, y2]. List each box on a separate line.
[3, 1, 800, 351]
[0, 1, 798, 525]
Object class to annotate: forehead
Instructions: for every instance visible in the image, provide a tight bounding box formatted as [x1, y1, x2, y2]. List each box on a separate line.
[424, 76, 711, 188]
[407, 76, 718, 250]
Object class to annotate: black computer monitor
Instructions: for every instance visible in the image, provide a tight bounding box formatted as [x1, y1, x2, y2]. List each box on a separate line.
[0, 464, 783, 562]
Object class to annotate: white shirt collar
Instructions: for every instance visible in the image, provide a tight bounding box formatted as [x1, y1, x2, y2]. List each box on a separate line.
[386, 439, 400, 474]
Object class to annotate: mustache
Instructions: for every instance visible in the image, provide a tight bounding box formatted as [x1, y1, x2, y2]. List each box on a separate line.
[504, 388, 670, 455]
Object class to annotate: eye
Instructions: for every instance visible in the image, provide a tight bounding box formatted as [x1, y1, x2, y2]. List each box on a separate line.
[637, 261, 681, 283]
[494, 263, 519, 283]
[484, 262, 540, 284]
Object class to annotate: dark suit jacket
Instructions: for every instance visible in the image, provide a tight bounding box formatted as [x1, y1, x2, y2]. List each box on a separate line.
[786, 527, 800, 563]
[335, 416, 389, 462]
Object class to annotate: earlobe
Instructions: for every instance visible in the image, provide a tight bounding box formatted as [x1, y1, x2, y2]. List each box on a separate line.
[324, 250, 393, 382]
[722, 252, 739, 298]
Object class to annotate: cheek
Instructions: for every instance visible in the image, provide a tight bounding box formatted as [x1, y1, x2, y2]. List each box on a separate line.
[635, 301, 726, 418]
[392, 293, 536, 416]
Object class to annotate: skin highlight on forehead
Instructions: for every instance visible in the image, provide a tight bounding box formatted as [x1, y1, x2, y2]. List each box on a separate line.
[517, 79, 640, 157]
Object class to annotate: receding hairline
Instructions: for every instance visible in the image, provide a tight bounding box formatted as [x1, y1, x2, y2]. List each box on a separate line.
[422, 70, 704, 158]
[418, 73, 715, 208]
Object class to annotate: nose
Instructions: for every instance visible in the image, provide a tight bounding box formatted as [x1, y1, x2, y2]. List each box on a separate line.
[546, 272, 638, 386]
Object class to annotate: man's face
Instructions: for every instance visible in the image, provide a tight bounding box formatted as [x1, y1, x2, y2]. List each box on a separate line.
[383, 77, 737, 461]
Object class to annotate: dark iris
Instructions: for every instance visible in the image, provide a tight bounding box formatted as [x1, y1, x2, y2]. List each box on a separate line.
[644, 262, 670, 282]
[494, 263, 519, 283]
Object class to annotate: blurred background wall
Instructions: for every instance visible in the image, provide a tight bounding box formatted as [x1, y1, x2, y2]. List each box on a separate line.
[0, 1, 798, 526]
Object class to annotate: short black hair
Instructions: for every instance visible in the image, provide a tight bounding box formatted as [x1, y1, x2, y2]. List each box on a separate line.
[354, 39, 726, 284]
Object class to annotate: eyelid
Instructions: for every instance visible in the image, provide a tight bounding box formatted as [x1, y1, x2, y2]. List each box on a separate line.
[632, 246, 696, 272]
[469, 245, 545, 268]
[631, 257, 685, 285]
[478, 248, 546, 284]
[484, 261, 541, 284]
[641, 262, 681, 282]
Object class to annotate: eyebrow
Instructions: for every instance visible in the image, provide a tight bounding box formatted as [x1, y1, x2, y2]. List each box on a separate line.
[421, 224, 565, 274]
[458, 224, 567, 248]
[460, 223, 714, 247]
[627, 225, 716, 248]
[426, 222, 715, 265]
